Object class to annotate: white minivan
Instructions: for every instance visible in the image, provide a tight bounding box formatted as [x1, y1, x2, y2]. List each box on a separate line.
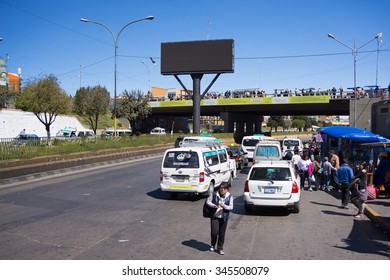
[160, 142, 232, 197]
[282, 137, 303, 153]
[241, 134, 276, 162]
[252, 141, 282, 164]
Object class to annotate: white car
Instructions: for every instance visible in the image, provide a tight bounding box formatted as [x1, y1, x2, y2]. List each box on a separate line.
[243, 160, 301, 213]
[150, 127, 166, 135]
[160, 141, 232, 197]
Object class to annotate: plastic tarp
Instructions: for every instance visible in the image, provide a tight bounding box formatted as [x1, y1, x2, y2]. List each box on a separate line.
[320, 126, 389, 143]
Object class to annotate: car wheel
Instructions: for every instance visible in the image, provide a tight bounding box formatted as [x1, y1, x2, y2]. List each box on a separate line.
[292, 201, 300, 213]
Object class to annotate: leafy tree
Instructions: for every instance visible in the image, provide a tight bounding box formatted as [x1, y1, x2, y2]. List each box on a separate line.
[15, 75, 71, 139]
[291, 119, 306, 131]
[0, 85, 6, 109]
[73, 85, 110, 134]
[267, 116, 285, 132]
[116, 89, 151, 131]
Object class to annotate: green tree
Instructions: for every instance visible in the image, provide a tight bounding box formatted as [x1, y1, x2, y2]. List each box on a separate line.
[0, 85, 6, 109]
[291, 119, 306, 132]
[73, 85, 110, 134]
[267, 116, 285, 132]
[15, 75, 71, 139]
[116, 89, 151, 131]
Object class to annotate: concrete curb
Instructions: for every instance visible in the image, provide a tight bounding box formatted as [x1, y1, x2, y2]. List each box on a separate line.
[364, 205, 390, 239]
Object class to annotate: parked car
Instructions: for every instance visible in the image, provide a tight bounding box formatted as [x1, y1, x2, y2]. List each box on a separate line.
[243, 160, 301, 213]
[150, 127, 166, 135]
[12, 134, 40, 146]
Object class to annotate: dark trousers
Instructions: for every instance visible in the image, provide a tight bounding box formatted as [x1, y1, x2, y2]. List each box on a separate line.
[340, 182, 351, 207]
[210, 217, 228, 250]
[300, 170, 311, 189]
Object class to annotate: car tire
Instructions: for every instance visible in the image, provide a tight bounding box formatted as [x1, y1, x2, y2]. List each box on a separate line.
[292, 201, 300, 213]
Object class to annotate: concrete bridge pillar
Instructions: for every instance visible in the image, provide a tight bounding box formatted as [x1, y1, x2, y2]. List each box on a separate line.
[220, 112, 264, 143]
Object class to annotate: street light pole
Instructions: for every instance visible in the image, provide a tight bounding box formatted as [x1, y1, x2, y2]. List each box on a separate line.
[141, 60, 151, 94]
[80, 16, 154, 137]
[327, 32, 382, 127]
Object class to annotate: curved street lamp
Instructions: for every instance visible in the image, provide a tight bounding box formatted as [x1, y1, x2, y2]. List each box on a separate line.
[327, 32, 382, 127]
[80, 16, 154, 137]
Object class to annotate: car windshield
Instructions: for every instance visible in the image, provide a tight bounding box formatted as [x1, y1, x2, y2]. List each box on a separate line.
[255, 146, 280, 157]
[283, 140, 299, 147]
[228, 147, 241, 155]
[163, 151, 199, 168]
[243, 139, 259, 147]
[249, 167, 291, 181]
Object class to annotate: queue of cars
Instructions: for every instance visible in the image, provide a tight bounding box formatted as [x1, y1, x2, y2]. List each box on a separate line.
[166, 133, 301, 214]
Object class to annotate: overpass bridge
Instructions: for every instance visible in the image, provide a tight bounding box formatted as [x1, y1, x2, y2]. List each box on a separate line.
[148, 95, 381, 136]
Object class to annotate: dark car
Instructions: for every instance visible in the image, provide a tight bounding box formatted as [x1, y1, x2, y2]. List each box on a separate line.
[174, 135, 185, 148]
[12, 134, 40, 146]
[226, 144, 248, 169]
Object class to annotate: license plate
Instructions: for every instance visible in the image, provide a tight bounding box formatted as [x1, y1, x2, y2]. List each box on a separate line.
[264, 187, 276, 194]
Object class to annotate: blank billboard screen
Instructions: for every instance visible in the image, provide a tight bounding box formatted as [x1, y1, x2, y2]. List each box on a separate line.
[161, 39, 234, 75]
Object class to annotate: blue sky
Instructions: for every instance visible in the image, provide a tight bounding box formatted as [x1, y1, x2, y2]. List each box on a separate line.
[1, 0, 389, 97]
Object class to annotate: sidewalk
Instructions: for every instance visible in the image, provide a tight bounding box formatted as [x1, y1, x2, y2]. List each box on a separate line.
[325, 188, 390, 239]
[364, 197, 390, 238]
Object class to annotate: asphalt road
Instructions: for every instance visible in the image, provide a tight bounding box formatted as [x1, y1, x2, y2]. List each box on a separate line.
[0, 156, 389, 260]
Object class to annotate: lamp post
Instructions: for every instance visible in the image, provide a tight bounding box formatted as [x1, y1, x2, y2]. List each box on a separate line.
[80, 16, 154, 137]
[327, 32, 382, 127]
[141, 60, 151, 94]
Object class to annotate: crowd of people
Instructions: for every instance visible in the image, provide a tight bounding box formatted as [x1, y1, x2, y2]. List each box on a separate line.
[150, 83, 390, 101]
[284, 144, 390, 218]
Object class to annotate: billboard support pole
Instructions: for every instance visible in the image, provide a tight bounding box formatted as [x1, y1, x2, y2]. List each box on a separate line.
[191, 73, 203, 134]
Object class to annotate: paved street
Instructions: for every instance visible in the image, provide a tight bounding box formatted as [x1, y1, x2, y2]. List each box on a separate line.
[0, 156, 389, 260]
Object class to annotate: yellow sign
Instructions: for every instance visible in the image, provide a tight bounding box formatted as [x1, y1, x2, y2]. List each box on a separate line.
[149, 96, 330, 108]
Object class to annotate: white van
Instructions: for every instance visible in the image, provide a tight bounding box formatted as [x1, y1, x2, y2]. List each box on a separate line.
[150, 127, 166, 135]
[253, 141, 283, 164]
[282, 137, 303, 153]
[101, 128, 132, 137]
[160, 142, 232, 197]
[241, 134, 276, 161]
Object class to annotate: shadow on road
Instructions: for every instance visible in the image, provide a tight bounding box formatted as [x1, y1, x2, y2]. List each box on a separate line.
[147, 188, 204, 202]
[181, 239, 210, 252]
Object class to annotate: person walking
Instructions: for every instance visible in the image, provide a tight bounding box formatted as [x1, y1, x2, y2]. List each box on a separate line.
[291, 148, 301, 173]
[322, 157, 336, 191]
[337, 160, 354, 209]
[329, 150, 340, 191]
[298, 154, 312, 191]
[206, 182, 234, 255]
[352, 162, 368, 218]
[311, 155, 322, 190]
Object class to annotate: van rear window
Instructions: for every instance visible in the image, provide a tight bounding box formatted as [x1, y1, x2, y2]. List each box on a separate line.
[255, 146, 280, 157]
[163, 151, 199, 168]
[243, 139, 259, 147]
[283, 140, 300, 147]
[249, 167, 291, 181]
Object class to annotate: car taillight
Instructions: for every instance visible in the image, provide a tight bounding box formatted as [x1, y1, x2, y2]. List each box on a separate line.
[244, 180, 249, 192]
[160, 171, 163, 181]
[235, 157, 240, 161]
[292, 181, 299, 193]
[199, 172, 205, 182]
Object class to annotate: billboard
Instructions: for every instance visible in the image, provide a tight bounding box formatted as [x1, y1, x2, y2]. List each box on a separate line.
[161, 39, 234, 75]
